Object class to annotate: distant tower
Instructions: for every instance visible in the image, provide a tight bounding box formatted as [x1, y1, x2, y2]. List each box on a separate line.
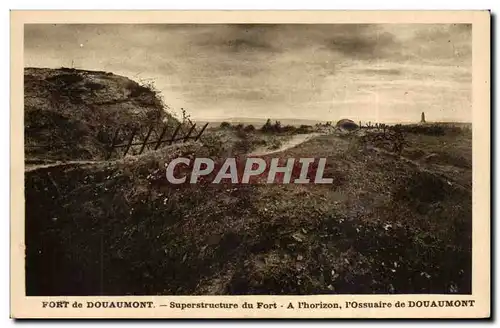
[420, 112, 426, 123]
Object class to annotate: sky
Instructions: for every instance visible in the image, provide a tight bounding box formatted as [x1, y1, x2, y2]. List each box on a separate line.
[24, 24, 472, 123]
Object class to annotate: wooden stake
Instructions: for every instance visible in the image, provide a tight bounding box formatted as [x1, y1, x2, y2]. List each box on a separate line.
[123, 128, 138, 157]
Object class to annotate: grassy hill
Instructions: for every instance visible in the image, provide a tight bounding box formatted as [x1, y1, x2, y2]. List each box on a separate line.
[24, 67, 178, 161]
[25, 126, 472, 295]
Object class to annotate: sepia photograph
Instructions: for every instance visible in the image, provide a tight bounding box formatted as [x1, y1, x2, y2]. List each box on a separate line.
[10, 10, 490, 319]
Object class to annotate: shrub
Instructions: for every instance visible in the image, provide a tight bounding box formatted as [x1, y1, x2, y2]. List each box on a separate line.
[273, 120, 282, 132]
[392, 124, 445, 136]
[281, 125, 296, 133]
[261, 119, 273, 132]
[236, 128, 248, 139]
[297, 125, 312, 134]
[267, 138, 282, 150]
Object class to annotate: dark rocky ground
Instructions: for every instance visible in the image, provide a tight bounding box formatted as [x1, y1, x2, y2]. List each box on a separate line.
[25, 130, 472, 295]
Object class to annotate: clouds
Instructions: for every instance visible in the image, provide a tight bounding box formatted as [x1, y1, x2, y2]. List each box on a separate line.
[24, 24, 472, 122]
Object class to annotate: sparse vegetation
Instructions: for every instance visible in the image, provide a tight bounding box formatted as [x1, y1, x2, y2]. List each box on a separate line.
[25, 122, 472, 295]
[24, 69, 472, 296]
[24, 67, 178, 161]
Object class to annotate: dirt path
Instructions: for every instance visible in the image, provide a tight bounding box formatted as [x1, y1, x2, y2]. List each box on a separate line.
[249, 133, 323, 156]
[24, 160, 103, 172]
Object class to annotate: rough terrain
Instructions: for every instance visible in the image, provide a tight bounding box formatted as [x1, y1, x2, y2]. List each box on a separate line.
[24, 68, 472, 296]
